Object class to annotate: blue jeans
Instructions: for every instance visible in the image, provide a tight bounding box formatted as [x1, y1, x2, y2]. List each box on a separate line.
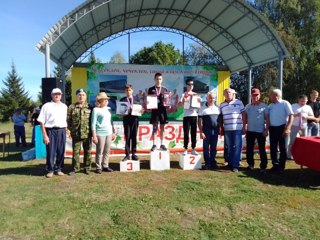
[308, 123, 319, 136]
[203, 128, 219, 167]
[224, 130, 242, 168]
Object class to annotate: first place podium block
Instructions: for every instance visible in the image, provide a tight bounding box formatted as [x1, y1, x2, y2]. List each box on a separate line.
[150, 150, 170, 171]
[120, 160, 140, 172]
[179, 154, 202, 170]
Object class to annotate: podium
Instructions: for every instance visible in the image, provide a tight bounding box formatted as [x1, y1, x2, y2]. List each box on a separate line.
[150, 150, 170, 170]
[120, 160, 140, 172]
[179, 154, 202, 170]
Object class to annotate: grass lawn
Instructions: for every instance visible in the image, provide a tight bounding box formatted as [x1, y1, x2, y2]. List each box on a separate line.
[0, 122, 320, 239]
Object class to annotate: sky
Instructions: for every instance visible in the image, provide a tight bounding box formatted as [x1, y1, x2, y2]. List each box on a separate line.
[0, 0, 193, 101]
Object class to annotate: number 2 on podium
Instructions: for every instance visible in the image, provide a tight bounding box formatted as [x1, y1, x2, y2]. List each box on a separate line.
[159, 151, 162, 160]
[189, 156, 195, 164]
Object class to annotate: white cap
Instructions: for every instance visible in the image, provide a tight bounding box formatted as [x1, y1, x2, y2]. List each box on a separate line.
[51, 88, 62, 94]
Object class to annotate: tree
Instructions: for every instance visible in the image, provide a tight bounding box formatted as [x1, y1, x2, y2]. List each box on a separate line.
[130, 41, 183, 65]
[109, 51, 126, 64]
[184, 43, 223, 66]
[0, 63, 32, 121]
[248, 0, 320, 102]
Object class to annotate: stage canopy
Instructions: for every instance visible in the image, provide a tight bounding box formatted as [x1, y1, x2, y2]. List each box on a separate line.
[37, 0, 288, 73]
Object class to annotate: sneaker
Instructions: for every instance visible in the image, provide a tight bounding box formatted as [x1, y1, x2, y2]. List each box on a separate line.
[46, 172, 53, 178]
[246, 165, 254, 171]
[232, 168, 239, 173]
[160, 145, 167, 151]
[56, 171, 65, 176]
[95, 169, 102, 174]
[150, 145, 157, 151]
[103, 167, 114, 172]
[122, 155, 130, 162]
[183, 149, 188, 155]
[191, 149, 199, 155]
[131, 155, 139, 161]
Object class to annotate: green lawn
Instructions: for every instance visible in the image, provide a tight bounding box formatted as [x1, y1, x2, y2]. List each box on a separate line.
[0, 122, 320, 239]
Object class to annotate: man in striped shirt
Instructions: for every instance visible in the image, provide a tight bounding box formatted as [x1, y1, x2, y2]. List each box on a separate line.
[220, 88, 245, 172]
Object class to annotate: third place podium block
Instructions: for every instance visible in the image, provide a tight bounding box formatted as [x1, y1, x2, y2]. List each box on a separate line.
[120, 160, 140, 172]
[179, 154, 202, 170]
[150, 150, 170, 171]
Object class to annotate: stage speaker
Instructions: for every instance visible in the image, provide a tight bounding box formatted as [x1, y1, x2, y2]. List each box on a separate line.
[41, 77, 63, 104]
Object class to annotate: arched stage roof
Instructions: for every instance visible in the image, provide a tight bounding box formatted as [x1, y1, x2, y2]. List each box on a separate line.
[37, 0, 289, 73]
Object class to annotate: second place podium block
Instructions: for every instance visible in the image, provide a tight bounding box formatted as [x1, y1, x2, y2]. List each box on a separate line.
[150, 150, 170, 171]
[179, 154, 202, 170]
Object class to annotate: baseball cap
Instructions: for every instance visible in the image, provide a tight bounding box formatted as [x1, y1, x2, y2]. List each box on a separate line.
[251, 88, 260, 95]
[76, 88, 86, 95]
[51, 88, 62, 94]
[186, 80, 194, 86]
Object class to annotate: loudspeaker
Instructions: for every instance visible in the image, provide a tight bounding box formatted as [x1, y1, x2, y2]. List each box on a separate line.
[42, 77, 64, 104]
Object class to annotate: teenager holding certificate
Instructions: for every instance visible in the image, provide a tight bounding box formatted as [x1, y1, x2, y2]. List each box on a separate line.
[178, 79, 200, 155]
[148, 72, 169, 151]
[119, 84, 142, 161]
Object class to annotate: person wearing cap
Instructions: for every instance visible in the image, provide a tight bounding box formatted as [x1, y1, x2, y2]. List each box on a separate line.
[267, 89, 293, 172]
[219, 88, 245, 173]
[287, 95, 315, 159]
[243, 88, 269, 173]
[198, 92, 221, 170]
[119, 84, 143, 161]
[31, 107, 41, 146]
[91, 92, 116, 174]
[12, 107, 27, 147]
[148, 72, 169, 151]
[178, 79, 201, 155]
[37, 88, 68, 178]
[67, 89, 93, 175]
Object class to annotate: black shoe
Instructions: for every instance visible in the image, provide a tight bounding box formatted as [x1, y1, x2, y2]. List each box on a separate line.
[210, 164, 218, 170]
[260, 168, 267, 174]
[203, 165, 211, 170]
[160, 145, 167, 151]
[84, 170, 91, 175]
[246, 166, 254, 171]
[132, 155, 139, 161]
[150, 145, 157, 151]
[268, 166, 283, 173]
[103, 167, 113, 172]
[122, 156, 130, 162]
[68, 171, 76, 176]
[95, 169, 102, 174]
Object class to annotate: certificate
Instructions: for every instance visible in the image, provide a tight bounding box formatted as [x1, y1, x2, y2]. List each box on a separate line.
[190, 95, 201, 109]
[131, 104, 143, 116]
[147, 95, 158, 109]
[116, 101, 129, 115]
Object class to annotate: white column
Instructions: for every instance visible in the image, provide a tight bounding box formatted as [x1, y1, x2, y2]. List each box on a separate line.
[45, 43, 50, 78]
[278, 52, 283, 92]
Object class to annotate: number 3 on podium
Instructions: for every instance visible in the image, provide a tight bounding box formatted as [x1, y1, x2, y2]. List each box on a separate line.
[127, 162, 133, 171]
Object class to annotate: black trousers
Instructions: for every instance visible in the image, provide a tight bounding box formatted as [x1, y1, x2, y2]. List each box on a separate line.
[123, 115, 139, 157]
[183, 116, 197, 149]
[269, 125, 287, 169]
[246, 131, 268, 169]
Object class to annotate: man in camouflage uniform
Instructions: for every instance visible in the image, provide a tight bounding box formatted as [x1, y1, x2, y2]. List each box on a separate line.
[68, 89, 92, 175]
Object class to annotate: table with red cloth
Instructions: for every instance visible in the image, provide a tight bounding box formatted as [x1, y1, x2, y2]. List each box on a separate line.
[292, 136, 320, 171]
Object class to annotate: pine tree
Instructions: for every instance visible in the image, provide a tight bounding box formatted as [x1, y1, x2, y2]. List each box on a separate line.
[0, 63, 31, 121]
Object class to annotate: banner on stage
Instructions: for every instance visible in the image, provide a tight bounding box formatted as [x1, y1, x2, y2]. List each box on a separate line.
[87, 64, 218, 121]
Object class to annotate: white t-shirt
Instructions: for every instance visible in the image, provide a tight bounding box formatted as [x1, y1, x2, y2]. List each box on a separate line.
[180, 92, 198, 117]
[37, 101, 68, 128]
[291, 103, 314, 129]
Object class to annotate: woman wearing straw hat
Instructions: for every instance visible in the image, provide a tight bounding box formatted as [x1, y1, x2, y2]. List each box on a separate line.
[91, 92, 116, 174]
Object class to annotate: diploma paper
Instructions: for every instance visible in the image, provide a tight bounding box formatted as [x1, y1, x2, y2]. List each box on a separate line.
[116, 101, 129, 115]
[147, 95, 158, 109]
[131, 104, 143, 116]
[190, 95, 201, 109]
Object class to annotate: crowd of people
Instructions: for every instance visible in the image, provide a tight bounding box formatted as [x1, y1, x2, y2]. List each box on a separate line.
[21, 72, 319, 178]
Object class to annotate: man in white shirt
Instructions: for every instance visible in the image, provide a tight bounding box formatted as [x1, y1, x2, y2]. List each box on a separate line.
[287, 94, 315, 159]
[268, 89, 293, 172]
[37, 88, 68, 178]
